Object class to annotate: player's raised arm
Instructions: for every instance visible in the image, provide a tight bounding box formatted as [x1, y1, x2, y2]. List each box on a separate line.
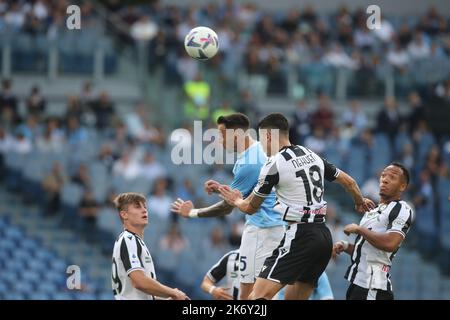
[218, 186, 264, 214]
[171, 197, 234, 218]
[333, 170, 376, 213]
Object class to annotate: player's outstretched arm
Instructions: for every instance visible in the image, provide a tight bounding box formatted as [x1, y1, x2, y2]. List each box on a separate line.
[218, 185, 264, 214]
[344, 223, 403, 252]
[171, 198, 234, 218]
[200, 275, 233, 300]
[129, 270, 189, 300]
[334, 170, 376, 213]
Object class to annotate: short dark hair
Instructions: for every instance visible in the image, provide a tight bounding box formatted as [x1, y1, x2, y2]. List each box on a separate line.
[390, 162, 410, 186]
[257, 113, 289, 134]
[217, 113, 250, 130]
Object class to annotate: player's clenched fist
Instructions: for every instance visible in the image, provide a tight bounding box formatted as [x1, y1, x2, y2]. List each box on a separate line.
[204, 179, 221, 195]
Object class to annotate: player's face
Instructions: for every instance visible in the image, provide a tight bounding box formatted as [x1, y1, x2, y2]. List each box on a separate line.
[123, 201, 148, 227]
[379, 166, 406, 198]
[218, 124, 236, 152]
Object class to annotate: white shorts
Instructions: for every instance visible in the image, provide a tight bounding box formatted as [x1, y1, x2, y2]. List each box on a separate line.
[239, 224, 286, 284]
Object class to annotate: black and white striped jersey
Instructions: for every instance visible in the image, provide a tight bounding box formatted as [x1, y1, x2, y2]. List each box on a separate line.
[206, 250, 240, 300]
[345, 201, 414, 291]
[112, 230, 156, 300]
[253, 145, 340, 223]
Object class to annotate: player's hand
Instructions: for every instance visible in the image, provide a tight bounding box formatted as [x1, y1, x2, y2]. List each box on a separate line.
[355, 198, 376, 213]
[204, 180, 221, 195]
[332, 241, 346, 259]
[218, 185, 243, 206]
[211, 287, 233, 300]
[344, 223, 360, 236]
[171, 198, 194, 218]
[171, 288, 190, 300]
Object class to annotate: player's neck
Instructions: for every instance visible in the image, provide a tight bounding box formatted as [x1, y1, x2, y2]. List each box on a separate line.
[237, 136, 255, 153]
[380, 195, 401, 205]
[278, 137, 291, 151]
[124, 225, 145, 239]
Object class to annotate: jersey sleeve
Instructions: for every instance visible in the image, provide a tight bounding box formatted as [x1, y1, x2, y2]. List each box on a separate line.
[387, 203, 414, 238]
[230, 163, 260, 197]
[253, 157, 279, 198]
[320, 156, 340, 182]
[120, 234, 145, 275]
[206, 252, 231, 283]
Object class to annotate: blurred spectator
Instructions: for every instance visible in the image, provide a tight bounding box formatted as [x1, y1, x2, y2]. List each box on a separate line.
[408, 31, 431, 60]
[66, 116, 88, 146]
[17, 115, 41, 142]
[406, 91, 425, 133]
[228, 221, 243, 247]
[4, 2, 25, 30]
[36, 127, 63, 153]
[0, 79, 18, 125]
[10, 132, 32, 154]
[80, 81, 96, 108]
[148, 177, 172, 221]
[400, 142, 415, 173]
[420, 6, 447, 36]
[66, 95, 83, 121]
[159, 223, 189, 254]
[377, 96, 400, 150]
[206, 226, 227, 251]
[184, 73, 211, 121]
[112, 153, 140, 180]
[237, 90, 260, 123]
[130, 15, 158, 42]
[92, 91, 115, 130]
[304, 127, 327, 155]
[387, 42, 410, 71]
[26, 86, 46, 118]
[0, 126, 11, 178]
[323, 43, 359, 69]
[42, 161, 66, 216]
[341, 100, 367, 134]
[72, 164, 92, 189]
[97, 143, 116, 173]
[311, 94, 334, 133]
[290, 100, 311, 144]
[140, 152, 166, 181]
[373, 17, 394, 43]
[79, 189, 101, 230]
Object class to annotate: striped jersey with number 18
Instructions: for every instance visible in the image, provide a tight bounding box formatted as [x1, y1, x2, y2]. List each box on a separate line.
[253, 145, 340, 223]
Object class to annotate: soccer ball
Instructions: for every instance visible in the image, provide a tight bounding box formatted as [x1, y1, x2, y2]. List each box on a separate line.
[184, 26, 219, 60]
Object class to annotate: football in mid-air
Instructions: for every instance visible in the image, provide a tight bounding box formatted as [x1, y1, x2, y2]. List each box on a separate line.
[184, 26, 219, 60]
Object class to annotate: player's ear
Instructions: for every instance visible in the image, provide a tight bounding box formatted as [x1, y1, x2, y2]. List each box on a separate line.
[119, 210, 127, 221]
[399, 181, 407, 193]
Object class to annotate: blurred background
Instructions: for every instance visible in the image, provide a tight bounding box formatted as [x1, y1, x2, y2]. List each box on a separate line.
[0, 0, 449, 300]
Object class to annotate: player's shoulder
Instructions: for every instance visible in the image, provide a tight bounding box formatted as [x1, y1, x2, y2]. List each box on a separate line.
[398, 200, 415, 216]
[118, 230, 138, 243]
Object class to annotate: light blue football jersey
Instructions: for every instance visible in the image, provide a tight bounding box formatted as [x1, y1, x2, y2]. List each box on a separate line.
[231, 142, 285, 228]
